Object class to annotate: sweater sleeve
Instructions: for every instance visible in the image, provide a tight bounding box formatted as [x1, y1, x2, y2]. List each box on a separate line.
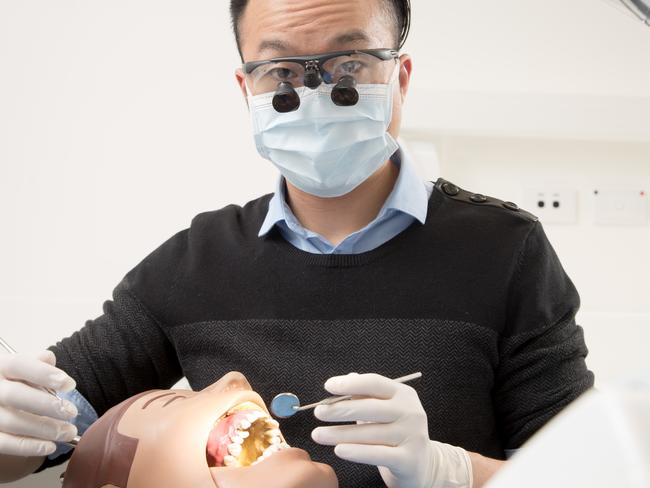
[34, 231, 187, 472]
[494, 221, 595, 450]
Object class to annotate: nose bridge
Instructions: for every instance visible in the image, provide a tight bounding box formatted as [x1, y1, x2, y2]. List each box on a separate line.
[304, 59, 324, 89]
[202, 371, 252, 394]
[305, 59, 320, 70]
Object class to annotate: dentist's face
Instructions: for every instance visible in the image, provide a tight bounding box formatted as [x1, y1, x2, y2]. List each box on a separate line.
[234, 0, 412, 141]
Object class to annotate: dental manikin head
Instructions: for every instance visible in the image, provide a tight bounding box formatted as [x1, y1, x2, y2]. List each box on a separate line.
[61, 372, 338, 488]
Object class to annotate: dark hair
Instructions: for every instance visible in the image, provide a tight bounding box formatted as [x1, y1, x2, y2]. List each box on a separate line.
[230, 0, 411, 57]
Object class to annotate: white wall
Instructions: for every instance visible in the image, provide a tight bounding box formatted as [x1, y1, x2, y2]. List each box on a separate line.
[403, 0, 650, 140]
[1, 0, 649, 486]
[0, 0, 275, 357]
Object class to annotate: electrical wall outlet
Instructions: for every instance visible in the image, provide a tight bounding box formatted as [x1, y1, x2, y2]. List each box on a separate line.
[523, 188, 578, 225]
[594, 188, 648, 226]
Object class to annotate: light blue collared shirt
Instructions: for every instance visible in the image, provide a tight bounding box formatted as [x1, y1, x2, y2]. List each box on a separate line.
[51, 149, 436, 462]
[259, 149, 434, 254]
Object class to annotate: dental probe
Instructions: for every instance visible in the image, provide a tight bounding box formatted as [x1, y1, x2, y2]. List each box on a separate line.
[270, 372, 423, 419]
[0, 336, 81, 448]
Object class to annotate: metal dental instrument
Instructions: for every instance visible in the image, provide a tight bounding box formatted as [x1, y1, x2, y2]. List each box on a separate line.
[270, 372, 423, 419]
[0, 336, 81, 448]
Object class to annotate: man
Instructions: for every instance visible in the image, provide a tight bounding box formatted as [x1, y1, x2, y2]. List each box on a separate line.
[0, 1, 594, 486]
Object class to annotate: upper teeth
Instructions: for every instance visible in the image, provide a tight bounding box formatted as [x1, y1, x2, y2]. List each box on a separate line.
[245, 410, 265, 422]
[224, 408, 291, 465]
[230, 434, 244, 445]
[227, 443, 243, 456]
[264, 428, 281, 437]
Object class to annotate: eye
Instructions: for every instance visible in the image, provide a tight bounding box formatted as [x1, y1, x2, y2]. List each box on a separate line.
[267, 67, 299, 82]
[337, 60, 364, 75]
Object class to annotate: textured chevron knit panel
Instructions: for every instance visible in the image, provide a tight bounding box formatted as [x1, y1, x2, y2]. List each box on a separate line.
[44, 179, 594, 486]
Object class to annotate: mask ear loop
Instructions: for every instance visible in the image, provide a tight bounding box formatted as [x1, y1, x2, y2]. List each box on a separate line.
[244, 79, 255, 99]
[388, 58, 401, 86]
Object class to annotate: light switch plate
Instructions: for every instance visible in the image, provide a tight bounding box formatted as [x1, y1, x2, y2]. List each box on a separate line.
[594, 188, 648, 226]
[523, 188, 578, 225]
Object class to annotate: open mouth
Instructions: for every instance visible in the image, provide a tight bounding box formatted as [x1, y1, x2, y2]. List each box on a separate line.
[206, 401, 290, 468]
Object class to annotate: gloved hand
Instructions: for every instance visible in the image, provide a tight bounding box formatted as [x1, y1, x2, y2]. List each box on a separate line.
[0, 350, 78, 457]
[311, 373, 473, 488]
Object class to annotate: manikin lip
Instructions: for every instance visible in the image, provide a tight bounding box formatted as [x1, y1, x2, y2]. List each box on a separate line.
[208, 447, 309, 487]
[220, 397, 268, 419]
[220, 378, 268, 414]
[211, 387, 270, 424]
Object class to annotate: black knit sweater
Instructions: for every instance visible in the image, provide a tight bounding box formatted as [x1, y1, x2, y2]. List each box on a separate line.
[40, 178, 594, 486]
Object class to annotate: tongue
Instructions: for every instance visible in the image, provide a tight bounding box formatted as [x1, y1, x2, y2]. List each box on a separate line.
[206, 410, 256, 467]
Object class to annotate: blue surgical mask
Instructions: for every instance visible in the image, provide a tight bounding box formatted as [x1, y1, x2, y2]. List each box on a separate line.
[247, 69, 399, 198]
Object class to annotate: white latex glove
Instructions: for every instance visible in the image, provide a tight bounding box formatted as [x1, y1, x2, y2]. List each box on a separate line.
[311, 373, 473, 488]
[0, 350, 78, 457]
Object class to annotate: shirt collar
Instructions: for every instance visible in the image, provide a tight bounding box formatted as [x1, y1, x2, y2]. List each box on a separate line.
[258, 147, 429, 238]
[380, 148, 429, 224]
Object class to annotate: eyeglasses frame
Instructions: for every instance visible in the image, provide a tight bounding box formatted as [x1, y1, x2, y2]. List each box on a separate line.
[242, 48, 399, 76]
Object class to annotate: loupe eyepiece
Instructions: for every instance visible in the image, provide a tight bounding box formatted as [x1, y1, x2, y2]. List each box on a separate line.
[272, 82, 300, 113]
[331, 75, 359, 106]
[304, 61, 323, 89]
[304, 70, 322, 89]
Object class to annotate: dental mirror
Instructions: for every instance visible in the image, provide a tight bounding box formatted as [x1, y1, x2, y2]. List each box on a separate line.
[270, 372, 423, 419]
[270, 392, 301, 419]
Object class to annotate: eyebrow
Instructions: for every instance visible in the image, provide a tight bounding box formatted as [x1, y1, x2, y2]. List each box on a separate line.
[257, 30, 373, 57]
[332, 30, 372, 46]
[257, 39, 291, 56]
[142, 392, 176, 409]
[162, 395, 187, 407]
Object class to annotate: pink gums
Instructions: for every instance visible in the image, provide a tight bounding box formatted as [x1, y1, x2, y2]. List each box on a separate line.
[206, 410, 255, 467]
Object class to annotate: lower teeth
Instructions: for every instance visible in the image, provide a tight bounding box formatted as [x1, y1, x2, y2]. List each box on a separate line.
[250, 442, 290, 466]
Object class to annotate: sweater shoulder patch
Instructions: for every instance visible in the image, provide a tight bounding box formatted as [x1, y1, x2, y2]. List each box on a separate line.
[434, 178, 538, 222]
